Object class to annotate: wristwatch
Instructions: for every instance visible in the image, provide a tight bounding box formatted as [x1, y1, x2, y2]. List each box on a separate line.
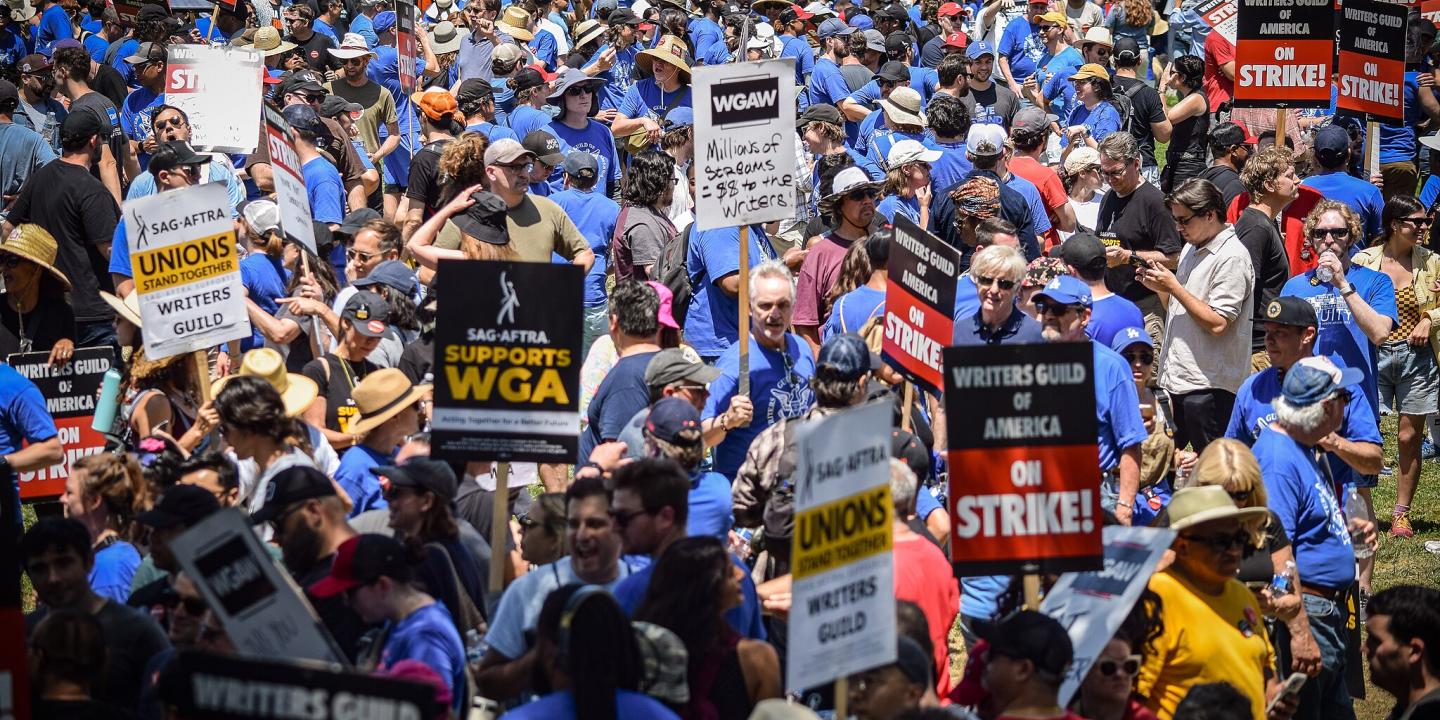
[1341, 285, 1358, 298]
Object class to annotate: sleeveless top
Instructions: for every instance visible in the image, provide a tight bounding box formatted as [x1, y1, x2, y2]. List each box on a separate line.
[1164, 93, 1211, 193]
[688, 630, 751, 720]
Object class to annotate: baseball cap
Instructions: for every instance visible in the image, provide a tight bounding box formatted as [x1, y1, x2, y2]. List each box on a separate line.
[309, 534, 411, 598]
[797, 103, 843, 127]
[1282, 356, 1363, 407]
[943, 31, 968, 49]
[337, 207, 382, 237]
[0, 79, 15, 107]
[891, 428, 930, 481]
[278, 70, 326, 99]
[484, 138, 536, 166]
[372, 10, 397, 33]
[938, 2, 964, 16]
[966, 123, 1007, 156]
[1211, 121, 1257, 147]
[452, 191, 510, 245]
[647, 281, 680, 330]
[523, 129, 565, 166]
[645, 396, 703, 446]
[1113, 36, 1141, 63]
[1110, 326, 1154, 354]
[281, 103, 327, 134]
[410, 87, 458, 122]
[17, 54, 49, 74]
[1033, 274, 1093, 308]
[779, 5, 812, 24]
[816, 333, 880, 382]
[887, 139, 941, 167]
[966, 40, 996, 59]
[981, 610, 1073, 677]
[874, 60, 909, 84]
[850, 13, 874, 30]
[352, 259, 417, 296]
[373, 458, 459, 502]
[876, 4, 908, 21]
[1037, 10, 1067, 24]
[862, 29, 886, 53]
[50, 39, 83, 52]
[1069, 62, 1110, 82]
[1313, 125, 1351, 164]
[137, 3, 172, 22]
[510, 67, 546, 93]
[1011, 106, 1050, 137]
[893, 635, 934, 687]
[456, 78, 496, 106]
[240, 199, 282, 237]
[137, 485, 221, 529]
[319, 94, 364, 119]
[818, 17, 854, 38]
[608, 7, 642, 24]
[1062, 146, 1101, 175]
[342, 290, 391, 338]
[1059, 232, 1106, 272]
[644, 347, 722, 387]
[664, 107, 694, 130]
[250, 464, 337, 524]
[124, 41, 167, 65]
[885, 30, 913, 56]
[563, 150, 598, 179]
[1261, 296, 1319, 328]
[148, 140, 212, 175]
[59, 110, 104, 145]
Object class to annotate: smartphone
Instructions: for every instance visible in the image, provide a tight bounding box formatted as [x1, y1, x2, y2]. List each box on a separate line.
[1127, 253, 1149, 268]
[1266, 672, 1308, 714]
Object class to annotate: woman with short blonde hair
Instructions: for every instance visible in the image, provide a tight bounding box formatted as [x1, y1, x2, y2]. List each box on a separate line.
[955, 245, 1042, 345]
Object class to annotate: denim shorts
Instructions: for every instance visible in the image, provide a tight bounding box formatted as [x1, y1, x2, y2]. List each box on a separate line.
[1378, 340, 1439, 416]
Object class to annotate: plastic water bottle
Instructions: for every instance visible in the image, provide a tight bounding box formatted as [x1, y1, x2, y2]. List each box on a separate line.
[1316, 251, 1338, 284]
[91, 367, 123, 434]
[1344, 486, 1374, 559]
[1269, 560, 1296, 597]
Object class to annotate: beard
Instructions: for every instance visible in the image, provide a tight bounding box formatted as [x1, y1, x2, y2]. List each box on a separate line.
[281, 525, 325, 578]
[1041, 326, 1063, 342]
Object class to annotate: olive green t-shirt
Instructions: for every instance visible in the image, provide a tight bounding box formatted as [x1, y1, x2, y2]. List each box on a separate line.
[506, 194, 590, 263]
[325, 79, 396, 155]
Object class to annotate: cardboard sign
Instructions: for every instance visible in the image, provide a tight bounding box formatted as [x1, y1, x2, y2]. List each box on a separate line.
[882, 216, 959, 395]
[1041, 525, 1176, 706]
[263, 107, 319, 255]
[397, 0, 418, 95]
[10, 348, 116, 501]
[1337, 0, 1407, 122]
[1233, 0, 1334, 107]
[155, 651, 437, 720]
[125, 182, 251, 360]
[165, 45, 264, 154]
[173, 509, 346, 664]
[1196, 0, 1239, 43]
[943, 342, 1103, 576]
[430, 261, 584, 464]
[787, 401, 897, 692]
[693, 58, 798, 231]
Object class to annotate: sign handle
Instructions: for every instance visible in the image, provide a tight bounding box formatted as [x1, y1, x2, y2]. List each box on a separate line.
[900, 382, 915, 433]
[1365, 118, 1380, 181]
[1023, 574, 1041, 610]
[1274, 107, 1286, 150]
[299, 250, 324, 360]
[205, 2, 221, 42]
[738, 225, 751, 397]
[834, 676, 847, 720]
[193, 350, 213, 404]
[489, 462, 510, 592]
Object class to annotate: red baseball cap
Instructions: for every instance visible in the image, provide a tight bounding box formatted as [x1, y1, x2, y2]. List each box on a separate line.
[787, 2, 814, 19]
[944, 31, 968, 49]
[308, 534, 410, 598]
[1232, 120, 1259, 144]
[938, 2, 965, 16]
[527, 62, 557, 82]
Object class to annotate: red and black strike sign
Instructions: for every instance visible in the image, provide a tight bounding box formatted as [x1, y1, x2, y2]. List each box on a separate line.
[1234, 0, 1334, 107]
[1338, 0, 1407, 122]
[881, 216, 958, 395]
[11, 348, 116, 501]
[397, 0, 418, 95]
[943, 342, 1103, 576]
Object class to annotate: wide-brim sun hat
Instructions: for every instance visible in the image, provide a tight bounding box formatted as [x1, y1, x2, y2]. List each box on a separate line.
[818, 166, 881, 215]
[348, 368, 432, 437]
[547, 67, 606, 106]
[496, 6, 535, 41]
[636, 35, 691, 81]
[1, 224, 70, 290]
[101, 290, 141, 328]
[429, 21, 462, 54]
[572, 19, 606, 47]
[211, 348, 320, 418]
[252, 26, 298, 57]
[1162, 485, 1269, 532]
[879, 86, 926, 127]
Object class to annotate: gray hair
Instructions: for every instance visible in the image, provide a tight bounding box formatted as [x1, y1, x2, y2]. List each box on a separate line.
[889, 458, 917, 516]
[969, 244, 1026, 283]
[748, 259, 795, 302]
[1098, 131, 1141, 165]
[1272, 394, 1329, 435]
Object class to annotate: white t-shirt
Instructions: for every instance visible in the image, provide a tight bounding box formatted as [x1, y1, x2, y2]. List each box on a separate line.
[1067, 195, 1102, 238]
[483, 555, 644, 659]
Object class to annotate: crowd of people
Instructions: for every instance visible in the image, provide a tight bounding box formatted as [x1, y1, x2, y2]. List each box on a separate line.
[2, 0, 1440, 718]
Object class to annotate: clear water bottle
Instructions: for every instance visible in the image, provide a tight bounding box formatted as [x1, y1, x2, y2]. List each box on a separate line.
[1316, 251, 1338, 284]
[1344, 486, 1374, 559]
[1269, 560, 1296, 597]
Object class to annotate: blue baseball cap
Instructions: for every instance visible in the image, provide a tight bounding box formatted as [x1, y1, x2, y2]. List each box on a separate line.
[849, 13, 874, 29]
[352, 259, 418, 296]
[1109, 326, 1153, 354]
[818, 17, 855, 38]
[373, 10, 397, 33]
[645, 396, 703, 446]
[967, 40, 996, 59]
[664, 107, 694, 130]
[281, 103, 327, 135]
[817, 333, 881, 381]
[1033, 274, 1092, 308]
[1281, 356, 1363, 408]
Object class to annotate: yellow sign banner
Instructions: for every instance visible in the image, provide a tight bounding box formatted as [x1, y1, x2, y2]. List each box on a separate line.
[792, 485, 893, 580]
[134, 231, 238, 294]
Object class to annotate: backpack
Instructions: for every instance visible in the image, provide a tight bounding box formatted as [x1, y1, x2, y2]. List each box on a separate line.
[1112, 79, 1147, 140]
[653, 220, 694, 328]
[758, 418, 801, 580]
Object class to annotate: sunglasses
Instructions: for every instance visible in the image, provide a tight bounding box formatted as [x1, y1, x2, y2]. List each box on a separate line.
[173, 595, 208, 616]
[1308, 227, 1349, 240]
[347, 248, 380, 262]
[846, 187, 879, 202]
[1228, 488, 1252, 503]
[975, 275, 1016, 291]
[0, 254, 24, 269]
[496, 162, 535, 173]
[1122, 350, 1154, 365]
[610, 507, 650, 529]
[1182, 530, 1251, 553]
[382, 484, 416, 501]
[153, 116, 185, 131]
[1033, 299, 1083, 317]
[1097, 656, 1142, 677]
[1402, 216, 1434, 228]
[566, 85, 596, 96]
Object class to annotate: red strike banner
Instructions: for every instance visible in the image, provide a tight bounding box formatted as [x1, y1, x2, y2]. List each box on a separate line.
[881, 216, 958, 395]
[1337, 0, 1407, 122]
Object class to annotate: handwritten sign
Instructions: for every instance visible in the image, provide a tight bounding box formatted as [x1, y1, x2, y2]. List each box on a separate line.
[264, 107, 318, 255]
[10, 348, 116, 501]
[693, 58, 797, 231]
[166, 45, 263, 154]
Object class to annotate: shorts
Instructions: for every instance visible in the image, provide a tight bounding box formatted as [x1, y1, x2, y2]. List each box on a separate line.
[381, 137, 415, 192]
[1378, 340, 1439, 416]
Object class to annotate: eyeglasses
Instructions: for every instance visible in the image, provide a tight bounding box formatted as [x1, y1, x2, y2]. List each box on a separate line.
[173, 594, 208, 616]
[285, 15, 307, 23]
[610, 507, 651, 529]
[1099, 163, 1130, 179]
[347, 248, 380, 262]
[1228, 488, 1252, 503]
[846, 187, 879, 202]
[1172, 212, 1201, 228]
[1097, 656, 1142, 677]
[1308, 227, 1350, 240]
[975, 275, 1016, 291]
[565, 85, 595, 96]
[1122, 350, 1154, 365]
[1402, 216, 1434, 228]
[1033, 299, 1083, 317]
[0, 254, 24, 269]
[495, 162, 535, 174]
[1181, 530, 1251, 553]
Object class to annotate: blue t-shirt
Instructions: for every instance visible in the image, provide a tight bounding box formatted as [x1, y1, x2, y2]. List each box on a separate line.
[689, 16, 724, 59]
[997, 18, 1046, 82]
[240, 253, 292, 351]
[1224, 362, 1381, 492]
[506, 690, 679, 720]
[301, 156, 346, 224]
[120, 89, 165, 169]
[548, 119, 623, 200]
[579, 351, 658, 465]
[349, 12, 378, 48]
[83, 31, 109, 63]
[1007, 173, 1052, 236]
[312, 18, 340, 43]
[1280, 266, 1397, 418]
[961, 574, 1009, 623]
[90, 540, 140, 603]
[0, 123, 56, 197]
[703, 334, 816, 478]
[550, 187, 620, 307]
[617, 78, 693, 122]
[687, 470, 734, 540]
[808, 58, 859, 145]
[36, 4, 73, 54]
[780, 34, 815, 86]
[1092, 341, 1148, 471]
[1064, 101, 1121, 146]
[614, 551, 766, 640]
[1087, 294, 1146, 347]
[868, 129, 933, 173]
[1422, 174, 1440, 210]
[929, 141, 973, 194]
[877, 194, 922, 225]
[509, 105, 557, 143]
[1252, 426, 1357, 590]
[684, 223, 776, 358]
[335, 444, 391, 517]
[0, 363, 58, 508]
[465, 121, 519, 144]
[952, 274, 980, 322]
[585, 43, 640, 111]
[1377, 72, 1420, 165]
[381, 602, 468, 715]
[856, 110, 890, 160]
[0, 25, 29, 70]
[1045, 64, 1079, 122]
[823, 285, 885, 341]
[1301, 171, 1385, 240]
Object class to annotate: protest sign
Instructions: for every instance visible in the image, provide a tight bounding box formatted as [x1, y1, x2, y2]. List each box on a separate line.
[943, 342, 1103, 576]
[125, 182, 250, 360]
[693, 58, 797, 231]
[1425, 0, 1440, 27]
[1041, 525, 1176, 705]
[1337, 0, 1407, 122]
[397, 0, 418, 94]
[788, 401, 897, 692]
[264, 107, 319, 255]
[882, 216, 958, 395]
[173, 509, 346, 665]
[10, 348, 116, 501]
[1233, 0, 1333, 107]
[430, 261, 583, 464]
[166, 45, 263, 153]
[155, 651, 438, 720]
[1195, 0, 1238, 43]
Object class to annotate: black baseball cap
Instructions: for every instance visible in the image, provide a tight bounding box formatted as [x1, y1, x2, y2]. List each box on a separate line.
[1210, 121, 1258, 148]
[1113, 36, 1141, 64]
[0, 79, 17, 108]
[278, 70, 326, 99]
[342, 290, 391, 338]
[523, 129, 565, 166]
[452, 190, 510, 245]
[60, 110, 104, 145]
[1261, 296, 1319, 328]
[1060, 232, 1107, 272]
[874, 60, 910, 84]
[798, 103, 843, 127]
[816, 333, 881, 382]
[138, 485, 221, 529]
[563, 150, 598, 179]
[148, 140, 212, 175]
[337, 207, 382, 237]
[373, 458, 459, 502]
[250, 464, 337, 524]
[885, 31, 913, 56]
[608, 7, 642, 25]
[645, 396, 703, 446]
[456, 78, 496, 106]
[981, 610, 1074, 677]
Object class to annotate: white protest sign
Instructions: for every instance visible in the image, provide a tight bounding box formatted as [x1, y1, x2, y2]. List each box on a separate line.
[165, 45, 263, 154]
[264, 107, 318, 255]
[787, 401, 896, 692]
[1041, 525, 1176, 706]
[173, 509, 347, 665]
[693, 58, 797, 231]
[126, 182, 250, 360]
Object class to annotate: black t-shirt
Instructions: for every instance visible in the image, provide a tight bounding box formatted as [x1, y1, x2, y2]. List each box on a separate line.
[1237, 510, 1292, 585]
[90, 64, 128, 108]
[69, 92, 127, 186]
[7, 161, 120, 321]
[301, 354, 378, 433]
[32, 699, 140, 720]
[397, 334, 434, 384]
[404, 138, 452, 218]
[959, 83, 1017, 127]
[1233, 207, 1290, 351]
[289, 30, 339, 71]
[1199, 164, 1246, 209]
[26, 601, 171, 712]
[1097, 182, 1185, 302]
[1112, 75, 1165, 168]
[0, 287, 77, 355]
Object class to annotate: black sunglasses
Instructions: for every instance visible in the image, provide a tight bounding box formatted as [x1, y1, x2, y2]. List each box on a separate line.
[975, 275, 1016, 291]
[1033, 299, 1083, 317]
[611, 507, 650, 529]
[1402, 216, 1434, 228]
[1097, 656, 1141, 677]
[1308, 227, 1349, 240]
[172, 595, 208, 616]
[1182, 530, 1251, 553]
[1122, 350, 1154, 365]
[566, 85, 595, 96]
[0, 254, 23, 269]
[846, 187, 879, 202]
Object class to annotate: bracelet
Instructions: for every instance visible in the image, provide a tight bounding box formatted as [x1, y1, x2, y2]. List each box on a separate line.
[1341, 286, 1357, 298]
[718, 414, 730, 431]
[1116, 500, 1134, 509]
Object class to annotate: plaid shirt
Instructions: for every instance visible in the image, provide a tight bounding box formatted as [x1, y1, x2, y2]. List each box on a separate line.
[732, 405, 840, 528]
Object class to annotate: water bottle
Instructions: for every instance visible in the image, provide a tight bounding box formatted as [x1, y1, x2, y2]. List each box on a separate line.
[1344, 486, 1374, 559]
[1316, 251, 1338, 284]
[1269, 560, 1296, 597]
[91, 367, 123, 434]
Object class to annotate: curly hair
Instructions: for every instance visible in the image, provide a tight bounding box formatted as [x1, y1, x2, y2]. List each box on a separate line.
[1303, 200, 1365, 252]
[1119, 0, 1153, 29]
[71, 454, 150, 542]
[1239, 146, 1294, 196]
[1171, 54, 1205, 93]
[622, 150, 674, 208]
[439, 132, 491, 203]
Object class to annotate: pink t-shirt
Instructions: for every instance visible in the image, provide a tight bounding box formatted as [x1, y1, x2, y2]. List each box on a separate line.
[793, 233, 857, 328]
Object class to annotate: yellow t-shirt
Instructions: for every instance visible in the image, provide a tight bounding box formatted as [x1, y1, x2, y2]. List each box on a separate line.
[1137, 570, 1276, 720]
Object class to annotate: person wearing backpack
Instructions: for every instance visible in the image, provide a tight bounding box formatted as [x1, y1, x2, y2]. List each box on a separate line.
[1110, 37, 1172, 188]
[1060, 63, 1122, 153]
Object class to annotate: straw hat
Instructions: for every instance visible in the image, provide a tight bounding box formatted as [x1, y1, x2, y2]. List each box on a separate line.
[497, 6, 534, 41]
[572, 19, 606, 48]
[637, 35, 691, 81]
[329, 32, 376, 60]
[211, 348, 320, 418]
[251, 26, 298, 57]
[348, 368, 431, 437]
[430, 21, 462, 54]
[879, 86, 926, 127]
[0, 224, 70, 290]
[101, 291, 141, 328]
[1162, 486, 1269, 532]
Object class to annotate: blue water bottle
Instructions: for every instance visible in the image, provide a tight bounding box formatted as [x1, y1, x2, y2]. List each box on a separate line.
[91, 367, 123, 434]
